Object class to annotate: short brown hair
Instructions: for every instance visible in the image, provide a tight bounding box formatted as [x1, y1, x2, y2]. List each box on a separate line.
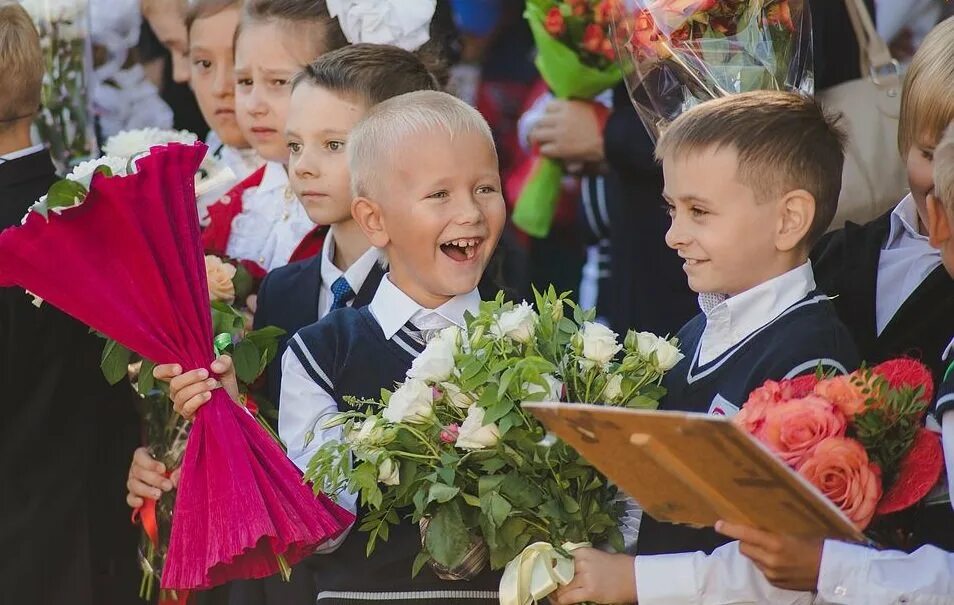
[655, 91, 846, 247]
[186, 0, 239, 32]
[935, 123, 954, 214]
[898, 17, 954, 155]
[0, 2, 43, 129]
[292, 43, 439, 106]
[240, 0, 347, 60]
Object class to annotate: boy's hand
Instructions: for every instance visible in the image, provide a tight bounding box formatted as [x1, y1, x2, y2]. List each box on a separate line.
[530, 100, 605, 164]
[716, 520, 823, 591]
[126, 447, 179, 508]
[153, 355, 240, 420]
[549, 548, 637, 605]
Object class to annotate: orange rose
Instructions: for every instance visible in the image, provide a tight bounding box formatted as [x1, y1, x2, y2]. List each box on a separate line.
[798, 437, 882, 530]
[734, 380, 784, 433]
[765, 0, 795, 32]
[753, 396, 847, 467]
[205, 255, 237, 304]
[813, 373, 881, 419]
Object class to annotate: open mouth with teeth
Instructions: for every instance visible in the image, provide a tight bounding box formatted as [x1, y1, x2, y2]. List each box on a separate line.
[440, 237, 482, 262]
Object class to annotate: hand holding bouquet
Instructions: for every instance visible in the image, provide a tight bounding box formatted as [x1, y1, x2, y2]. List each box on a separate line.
[735, 359, 943, 534]
[610, 0, 813, 137]
[307, 288, 682, 603]
[513, 0, 623, 237]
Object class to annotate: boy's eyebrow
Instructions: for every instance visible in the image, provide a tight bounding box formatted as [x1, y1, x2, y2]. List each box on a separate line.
[665, 192, 713, 205]
[262, 67, 296, 78]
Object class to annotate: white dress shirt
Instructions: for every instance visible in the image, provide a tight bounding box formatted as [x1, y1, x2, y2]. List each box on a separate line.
[696, 262, 817, 365]
[817, 540, 954, 605]
[875, 195, 942, 335]
[316, 231, 385, 318]
[278, 278, 480, 541]
[196, 142, 263, 225]
[225, 161, 314, 271]
[0, 144, 45, 164]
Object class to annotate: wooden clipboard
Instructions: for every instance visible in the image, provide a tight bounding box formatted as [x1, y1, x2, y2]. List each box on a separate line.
[523, 402, 865, 542]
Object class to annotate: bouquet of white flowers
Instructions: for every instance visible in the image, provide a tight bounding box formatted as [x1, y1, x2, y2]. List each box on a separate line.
[306, 288, 682, 600]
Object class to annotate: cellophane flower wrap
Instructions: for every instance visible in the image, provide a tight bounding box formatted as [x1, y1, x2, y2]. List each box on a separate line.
[610, 0, 813, 139]
[734, 359, 943, 535]
[512, 0, 623, 238]
[20, 0, 98, 170]
[307, 287, 682, 603]
[0, 142, 354, 591]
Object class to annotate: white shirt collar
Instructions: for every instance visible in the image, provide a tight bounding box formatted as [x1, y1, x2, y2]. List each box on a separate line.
[885, 194, 927, 248]
[319, 230, 385, 294]
[0, 144, 46, 163]
[369, 275, 480, 339]
[698, 261, 816, 365]
[256, 161, 289, 194]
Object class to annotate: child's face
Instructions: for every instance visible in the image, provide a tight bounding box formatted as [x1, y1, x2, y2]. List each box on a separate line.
[188, 8, 246, 149]
[286, 85, 366, 226]
[234, 22, 310, 163]
[370, 129, 505, 309]
[926, 191, 954, 277]
[144, 2, 189, 84]
[663, 146, 795, 297]
[907, 138, 936, 230]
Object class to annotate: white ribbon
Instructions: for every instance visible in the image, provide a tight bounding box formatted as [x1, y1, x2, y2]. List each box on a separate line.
[499, 541, 590, 605]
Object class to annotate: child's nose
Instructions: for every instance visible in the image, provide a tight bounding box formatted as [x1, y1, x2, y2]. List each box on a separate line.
[455, 194, 484, 224]
[665, 215, 689, 250]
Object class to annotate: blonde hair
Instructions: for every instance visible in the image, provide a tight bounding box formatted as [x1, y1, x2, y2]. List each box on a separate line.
[934, 123, 954, 215]
[655, 90, 846, 247]
[348, 90, 496, 198]
[0, 2, 43, 129]
[898, 17, 954, 154]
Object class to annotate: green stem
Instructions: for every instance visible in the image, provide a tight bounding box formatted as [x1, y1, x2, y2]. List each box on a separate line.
[277, 553, 292, 582]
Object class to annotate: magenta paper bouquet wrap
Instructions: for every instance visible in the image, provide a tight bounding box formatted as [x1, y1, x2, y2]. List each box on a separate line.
[0, 143, 354, 590]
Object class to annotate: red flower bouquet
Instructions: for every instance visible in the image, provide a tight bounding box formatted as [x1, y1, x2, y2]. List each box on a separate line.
[0, 143, 354, 591]
[735, 359, 943, 531]
[610, 0, 813, 138]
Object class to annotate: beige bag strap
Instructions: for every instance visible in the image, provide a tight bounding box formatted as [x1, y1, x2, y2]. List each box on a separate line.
[842, 0, 901, 91]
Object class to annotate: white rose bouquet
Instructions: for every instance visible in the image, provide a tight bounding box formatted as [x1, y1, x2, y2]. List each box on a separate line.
[306, 287, 682, 589]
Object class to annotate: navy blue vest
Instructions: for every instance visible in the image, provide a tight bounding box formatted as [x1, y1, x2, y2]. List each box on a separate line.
[291, 307, 500, 602]
[636, 291, 860, 556]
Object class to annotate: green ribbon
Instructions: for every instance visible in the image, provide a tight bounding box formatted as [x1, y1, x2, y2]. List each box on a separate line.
[213, 333, 232, 356]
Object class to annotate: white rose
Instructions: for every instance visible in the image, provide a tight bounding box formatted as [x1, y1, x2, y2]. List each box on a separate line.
[523, 374, 564, 401]
[350, 418, 387, 446]
[580, 322, 622, 365]
[601, 374, 623, 402]
[634, 332, 661, 358]
[377, 458, 400, 486]
[383, 379, 435, 424]
[406, 335, 456, 382]
[327, 0, 437, 51]
[441, 382, 474, 408]
[455, 405, 501, 450]
[653, 339, 684, 371]
[102, 127, 197, 158]
[491, 302, 536, 343]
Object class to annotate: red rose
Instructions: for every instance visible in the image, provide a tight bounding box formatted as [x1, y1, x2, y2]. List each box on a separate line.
[798, 437, 882, 530]
[594, 0, 619, 25]
[600, 37, 616, 61]
[765, 0, 795, 32]
[582, 23, 606, 54]
[568, 0, 589, 17]
[545, 7, 566, 36]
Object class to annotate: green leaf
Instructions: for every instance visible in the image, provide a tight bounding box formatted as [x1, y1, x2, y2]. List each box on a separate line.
[232, 339, 263, 384]
[232, 263, 254, 302]
[45, 178, 87, 210]
[138, 359, 157, 395]
[100, 339, 132, 385]
[411, 550, 431, 578]
[482, 492, 512, 528]
[425, 502, 472, 568]
[427, 484, 460, 504]
[461, 492, 481, 507]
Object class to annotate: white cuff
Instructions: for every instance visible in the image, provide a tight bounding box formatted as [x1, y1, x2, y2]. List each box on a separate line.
[817, 540, 872, 604]
[635, 553, 701, 605]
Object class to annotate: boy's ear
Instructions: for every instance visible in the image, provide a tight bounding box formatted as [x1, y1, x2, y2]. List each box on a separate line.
[926, 192, 952, 250]
[351, 196, 390, 248]
[775, 189, 815, 252]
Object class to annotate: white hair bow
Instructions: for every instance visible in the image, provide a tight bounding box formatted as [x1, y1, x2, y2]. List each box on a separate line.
[327, 0, 437, 52]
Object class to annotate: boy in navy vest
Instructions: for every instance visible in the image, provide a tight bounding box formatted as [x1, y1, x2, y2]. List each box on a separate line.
[167, 90, 507, 603]
[549, 92, 860, 605]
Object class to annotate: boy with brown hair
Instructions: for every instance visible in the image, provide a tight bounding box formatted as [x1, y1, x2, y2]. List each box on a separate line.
[0, 3, 139, 603]
[549, 90, 859, 605]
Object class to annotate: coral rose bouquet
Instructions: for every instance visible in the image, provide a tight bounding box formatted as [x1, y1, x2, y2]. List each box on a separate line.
[307, 287, 681, 603]
[610, 0, 813, 138]
[734, 360, 944, 536]
[513, 0, 624, 237]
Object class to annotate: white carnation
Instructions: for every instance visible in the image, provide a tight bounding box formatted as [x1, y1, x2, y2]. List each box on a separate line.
[455, 405, 500, 450]
[102, 128, 197, 158]
[66, 156, 128, 183]
[383, 379, 435, 424]
[491, 302, 536, 343]
[580, 322, 622, 365]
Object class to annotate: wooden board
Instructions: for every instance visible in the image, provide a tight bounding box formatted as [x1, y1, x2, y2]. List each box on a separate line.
[523, 402, 865, 542]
